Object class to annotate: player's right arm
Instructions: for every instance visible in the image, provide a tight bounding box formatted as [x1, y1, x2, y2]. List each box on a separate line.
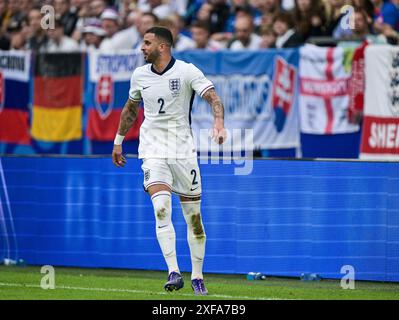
[112, 99, 140, 167]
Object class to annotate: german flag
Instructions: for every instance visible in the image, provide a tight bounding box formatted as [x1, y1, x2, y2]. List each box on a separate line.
[31, 53, 83, 142]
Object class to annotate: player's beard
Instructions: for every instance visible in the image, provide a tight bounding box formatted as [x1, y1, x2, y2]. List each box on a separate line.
[145, 48, 161, 64]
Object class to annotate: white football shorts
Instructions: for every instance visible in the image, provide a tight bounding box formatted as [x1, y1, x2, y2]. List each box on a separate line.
[141, 158, 202, 197]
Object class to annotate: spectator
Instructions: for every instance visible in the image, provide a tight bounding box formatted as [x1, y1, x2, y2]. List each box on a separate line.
[206, 0, 231, 34]
[117, 0, 137, 28]
[54, 0, 78, 37]
[373, 0, 399, 44]
[71, 0, 92, 42]
[138, 0, 174, 19]
[371, 0, 384, 19]
[324, 0, 351, 38]
[7, 15, 25, 49]
[380, 22, 399, 43]
[43, 17, 80, 52]
[80, 18, 106, 50]
[70, 0, 83, 14]
[225, 0, 263, 33]
[159, 14, 196, 50]
[99, 7, 120, 49]
[373, 0, 399, 34]
[0, 0, 10, 49]
[293, 0, 327, 41]
[228, 13, 262, 49]
[273, 11, 304, 47]
[26, 6, 48, 51]
[133, 11, 158, 49]
[125, 8, 141, 27]
[352, 7, 387, 42]
[4, 0, 26, 35]
[259, 24, 276, 47]
[190, 20, 225, 49]
[351, 0, 374, 24]
[282, 0, 295, 10]
[100, 7, 120, 37]
[184, 0, 204, 25]
[90, 0, 107, 18]
[337, 7, 387, 46]
[0, 0, 7, 29]
[196, 0, 213, 23]
[9, 28, 25, 49]
[19, 0, 31, 14]
[171, 0, 190, 16]
[105, 11, 158, 50]
[253, 0, 282, 29]
[251, 0, 281, 14]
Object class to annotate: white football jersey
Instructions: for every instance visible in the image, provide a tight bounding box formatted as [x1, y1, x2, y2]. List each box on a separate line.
[129, 58, 214, 159]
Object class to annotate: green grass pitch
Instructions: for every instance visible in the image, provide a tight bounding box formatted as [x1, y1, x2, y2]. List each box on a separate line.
[1, 266, 399, 300]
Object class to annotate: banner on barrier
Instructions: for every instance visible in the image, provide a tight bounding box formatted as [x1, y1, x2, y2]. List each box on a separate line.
[0, 50, 30, 145]
[299, 45, 359, 135]
[360, 45, 399, 160]
[175, 50, 300, 151]
[86, 50, 144, 141]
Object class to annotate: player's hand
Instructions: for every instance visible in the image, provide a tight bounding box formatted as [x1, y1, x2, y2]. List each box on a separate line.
[212, 118, 227, 145]
[112, 144, 126, 167]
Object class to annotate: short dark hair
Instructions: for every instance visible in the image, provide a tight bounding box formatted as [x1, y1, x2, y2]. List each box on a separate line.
[145, 26, 174, 47]
[142, 12, 159, 24]
[273, 11, 295, 29]
[54, 17, 64, 29]
[190, 20, 211, 33]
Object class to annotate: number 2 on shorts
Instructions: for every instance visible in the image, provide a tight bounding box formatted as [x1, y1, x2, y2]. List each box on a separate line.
[191, 169, 198, 186]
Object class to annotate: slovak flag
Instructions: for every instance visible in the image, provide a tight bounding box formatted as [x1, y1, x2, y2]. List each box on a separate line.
[271, 57, 296, 132]
[86, 51, 143, 141]
[95, 74, 114, 119]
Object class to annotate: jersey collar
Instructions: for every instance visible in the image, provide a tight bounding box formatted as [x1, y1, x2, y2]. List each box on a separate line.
[151, 57, 176, 76]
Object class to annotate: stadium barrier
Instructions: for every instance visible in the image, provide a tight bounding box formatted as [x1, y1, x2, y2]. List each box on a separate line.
[1, 156, 398, 282]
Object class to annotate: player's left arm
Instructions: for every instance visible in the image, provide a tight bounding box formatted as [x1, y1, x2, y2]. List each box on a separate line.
[202, 88, 226, 144]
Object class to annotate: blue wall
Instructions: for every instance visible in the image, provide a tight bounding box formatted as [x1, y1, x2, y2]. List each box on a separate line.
[1, 156, 398, 282]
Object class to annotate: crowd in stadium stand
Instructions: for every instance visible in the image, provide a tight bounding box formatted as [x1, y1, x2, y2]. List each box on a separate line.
[0, 0, 398, 51]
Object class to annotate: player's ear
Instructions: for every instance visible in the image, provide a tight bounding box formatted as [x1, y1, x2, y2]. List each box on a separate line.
[159, 42, 168, 52]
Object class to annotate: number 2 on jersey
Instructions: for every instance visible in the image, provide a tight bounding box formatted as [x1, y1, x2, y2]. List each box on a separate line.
[158, 98, 165, 114]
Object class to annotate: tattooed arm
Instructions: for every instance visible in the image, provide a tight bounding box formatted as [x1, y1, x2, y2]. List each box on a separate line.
[117, 99, 140, 135]
[112, 99, 140, 167]
[202, 88, 226, 144]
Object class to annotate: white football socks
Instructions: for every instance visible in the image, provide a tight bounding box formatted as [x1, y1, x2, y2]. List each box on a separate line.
[151, 191, 179, 275]
[180, 200, 206, 280]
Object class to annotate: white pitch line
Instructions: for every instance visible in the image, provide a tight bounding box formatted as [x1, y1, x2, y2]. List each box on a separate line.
[0, 282, 287, 300]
